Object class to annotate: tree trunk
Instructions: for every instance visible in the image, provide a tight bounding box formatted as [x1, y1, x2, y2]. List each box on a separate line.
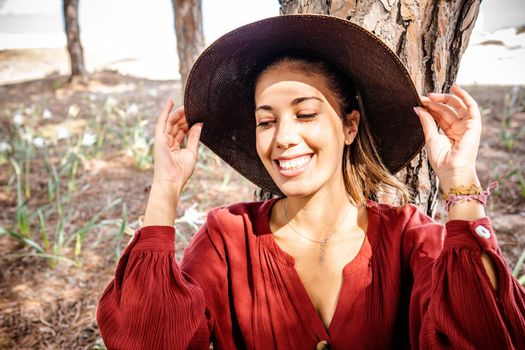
[278, 0, 480, 217]
[172, 0, 205, 93]
[63, 0, 88, 83]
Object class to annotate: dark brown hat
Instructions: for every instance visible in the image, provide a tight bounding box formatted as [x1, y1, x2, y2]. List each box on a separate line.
[184, 14, 423, 195]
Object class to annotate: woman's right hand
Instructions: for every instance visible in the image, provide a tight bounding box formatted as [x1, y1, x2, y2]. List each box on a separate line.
[152, 97, 203, 194]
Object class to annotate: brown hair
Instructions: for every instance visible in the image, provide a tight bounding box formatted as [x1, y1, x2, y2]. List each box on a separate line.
[255, 54, 412, 206]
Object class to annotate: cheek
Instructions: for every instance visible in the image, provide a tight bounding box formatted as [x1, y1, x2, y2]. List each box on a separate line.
[309, 120, 345, 146]
[255, 130, 273, 160]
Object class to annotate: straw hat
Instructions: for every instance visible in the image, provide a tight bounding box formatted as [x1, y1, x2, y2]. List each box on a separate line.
[184, 14, 423, 195]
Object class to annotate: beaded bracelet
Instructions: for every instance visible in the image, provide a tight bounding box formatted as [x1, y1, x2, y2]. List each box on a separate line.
[443, 181, 499, 211]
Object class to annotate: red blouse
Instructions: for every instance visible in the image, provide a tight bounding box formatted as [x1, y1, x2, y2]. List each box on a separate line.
[96, 198, 525, 349]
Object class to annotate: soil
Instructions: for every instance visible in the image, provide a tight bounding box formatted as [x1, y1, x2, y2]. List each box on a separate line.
[0, 69, 524, 349]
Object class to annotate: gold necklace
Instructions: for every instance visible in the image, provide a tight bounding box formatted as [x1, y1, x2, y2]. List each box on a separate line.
[282, 198, 351, 265]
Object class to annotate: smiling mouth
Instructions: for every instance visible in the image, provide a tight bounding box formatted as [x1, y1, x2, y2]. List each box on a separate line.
[275, 154, 313, 171]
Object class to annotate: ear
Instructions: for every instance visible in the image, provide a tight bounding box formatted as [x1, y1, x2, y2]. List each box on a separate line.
[343, 110, 360, 145]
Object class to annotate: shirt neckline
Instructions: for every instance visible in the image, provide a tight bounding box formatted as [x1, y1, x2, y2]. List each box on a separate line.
[255, 197, 382, 339]
[256, 197, 381, 275]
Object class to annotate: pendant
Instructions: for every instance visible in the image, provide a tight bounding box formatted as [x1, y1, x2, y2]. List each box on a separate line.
[319, 238, 329, 265]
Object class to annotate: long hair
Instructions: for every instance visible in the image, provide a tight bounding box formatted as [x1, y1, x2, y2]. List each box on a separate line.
[254, 54, 412, 206]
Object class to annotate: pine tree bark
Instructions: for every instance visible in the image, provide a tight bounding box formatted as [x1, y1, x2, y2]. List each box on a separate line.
[278, 0, 481, 217]
[172, 0, 205, 92]
[63, 0, 88, 83]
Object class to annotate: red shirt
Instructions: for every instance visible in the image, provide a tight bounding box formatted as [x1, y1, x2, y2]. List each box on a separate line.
[97, 198, 525, 349]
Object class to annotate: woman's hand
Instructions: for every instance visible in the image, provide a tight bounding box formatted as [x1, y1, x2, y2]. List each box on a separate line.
[414, 84, 482, 190]
[143, 98, 201, 227]
[152, 98, 203, 193]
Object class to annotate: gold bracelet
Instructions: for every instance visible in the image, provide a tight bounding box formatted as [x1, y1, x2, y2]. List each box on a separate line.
[442, 183, 482, 201]
[442, 181, 498, 211]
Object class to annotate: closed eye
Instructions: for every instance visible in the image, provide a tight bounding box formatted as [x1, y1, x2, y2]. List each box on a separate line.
[256, 120, 276, 128]
[297, 113, 318, 120]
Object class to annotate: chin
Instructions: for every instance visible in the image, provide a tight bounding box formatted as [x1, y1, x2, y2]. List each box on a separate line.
[274, 180, 321, 199]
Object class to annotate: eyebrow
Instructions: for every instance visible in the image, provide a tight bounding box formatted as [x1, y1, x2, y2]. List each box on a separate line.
[255, 96, 323, 112]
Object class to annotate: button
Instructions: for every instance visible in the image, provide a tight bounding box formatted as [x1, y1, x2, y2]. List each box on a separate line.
[316, 340, 332, 350]
[475, 225, 491, 239]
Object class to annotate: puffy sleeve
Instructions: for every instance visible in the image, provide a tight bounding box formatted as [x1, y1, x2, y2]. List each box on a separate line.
[96, 211, 230, 349]
[402, 206, 525, 349]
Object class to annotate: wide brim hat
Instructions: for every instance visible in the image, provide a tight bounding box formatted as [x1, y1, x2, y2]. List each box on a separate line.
[184, 14, 424, 195]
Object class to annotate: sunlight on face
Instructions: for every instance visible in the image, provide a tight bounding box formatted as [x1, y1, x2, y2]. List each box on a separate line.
[254, 64, 355, 198]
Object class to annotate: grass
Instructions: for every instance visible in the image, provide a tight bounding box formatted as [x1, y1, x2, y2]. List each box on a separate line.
[0, 96, 160, 268]
[513, 250, 525, 285]
[489, 86, 525, 205]
[0, 92, 219, 270]
[500, 86, 524, 152]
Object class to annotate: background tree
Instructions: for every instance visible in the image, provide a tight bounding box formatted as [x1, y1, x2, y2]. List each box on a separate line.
[278, 0, 481, 217]
[63, 0, 88, 83]
[172, 0, 205, 92]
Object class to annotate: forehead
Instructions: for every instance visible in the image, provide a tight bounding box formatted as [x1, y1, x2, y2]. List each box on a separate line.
[254, 65, 334, 103]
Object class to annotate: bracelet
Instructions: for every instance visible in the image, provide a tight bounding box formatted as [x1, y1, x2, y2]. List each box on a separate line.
[443, 181, 499, 211]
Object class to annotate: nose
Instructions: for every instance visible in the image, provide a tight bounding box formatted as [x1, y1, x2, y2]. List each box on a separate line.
[274, 118, 300, 149]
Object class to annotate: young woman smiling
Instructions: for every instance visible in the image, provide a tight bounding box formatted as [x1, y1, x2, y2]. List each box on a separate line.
[96, 15, 525, 350]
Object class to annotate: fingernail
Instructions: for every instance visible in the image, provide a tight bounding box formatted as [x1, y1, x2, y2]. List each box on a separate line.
[413, 107, 420, 116]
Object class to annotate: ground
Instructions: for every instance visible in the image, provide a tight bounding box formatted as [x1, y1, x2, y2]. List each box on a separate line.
[0, 69, 523, 349]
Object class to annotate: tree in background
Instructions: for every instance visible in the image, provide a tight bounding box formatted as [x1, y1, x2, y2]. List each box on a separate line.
[172, 0, 205, 92]
[63, 0, 88, 83]
[278, 0, 481, 217]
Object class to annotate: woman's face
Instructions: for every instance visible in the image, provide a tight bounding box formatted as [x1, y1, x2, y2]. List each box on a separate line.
[254, 64, 359, 198]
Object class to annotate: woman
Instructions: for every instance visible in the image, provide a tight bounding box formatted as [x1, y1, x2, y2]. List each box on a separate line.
[96, 15, 525, 349]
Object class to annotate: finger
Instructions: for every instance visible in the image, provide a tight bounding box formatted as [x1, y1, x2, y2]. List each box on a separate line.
[173, 128, 187, 146]
[186, 123, 203, 155]
[414, 107, 439, 144]
[175, 116, 189, 132]
[167, 106, 186, 125]
[166, 107, 187, 135]
[450, 84, 480, 120]
[427, 92, 468, 117]
[165, 132, 175, 149]
[167, 121, 189, 143]
[420, 100, 459, 127]
[157, 97, 175, 134]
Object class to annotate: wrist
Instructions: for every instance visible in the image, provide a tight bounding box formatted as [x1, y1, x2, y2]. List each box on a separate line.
[151, 178, 184, 196]
[143, 182, 180, 227]
[438, 168, 480, 191]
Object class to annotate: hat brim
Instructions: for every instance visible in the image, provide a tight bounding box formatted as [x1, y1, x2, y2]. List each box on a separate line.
[184, 14, 424, 195]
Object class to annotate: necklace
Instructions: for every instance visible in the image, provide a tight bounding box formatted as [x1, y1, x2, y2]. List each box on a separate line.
[282, 198, 352, 265]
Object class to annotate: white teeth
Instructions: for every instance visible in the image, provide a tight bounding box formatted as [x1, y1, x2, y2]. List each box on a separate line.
[278, 155, 311, 170]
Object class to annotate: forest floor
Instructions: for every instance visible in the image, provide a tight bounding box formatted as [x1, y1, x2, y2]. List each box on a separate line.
[0, 69, 524, 349]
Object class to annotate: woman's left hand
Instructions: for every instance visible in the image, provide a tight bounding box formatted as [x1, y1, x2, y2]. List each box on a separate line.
[414, 84, 482, 190]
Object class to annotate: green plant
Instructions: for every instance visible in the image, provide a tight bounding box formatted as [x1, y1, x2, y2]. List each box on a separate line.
[59, 133, 89, 192]
[106, 106, 154, 170]
[1, 155, 73, 267]
[114, 203, 128, 263]
[501, 128, 515, 151]
[500, 86, 523, 151]
[1, 138, 121, 268]
[512, 250, 525, 286]
[504, 168, 525, 200]
[9, 157, 31, 238]
[130, 121, 154, 170]
[94, 123, 107, 159]
[66, 198, 122, 267]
